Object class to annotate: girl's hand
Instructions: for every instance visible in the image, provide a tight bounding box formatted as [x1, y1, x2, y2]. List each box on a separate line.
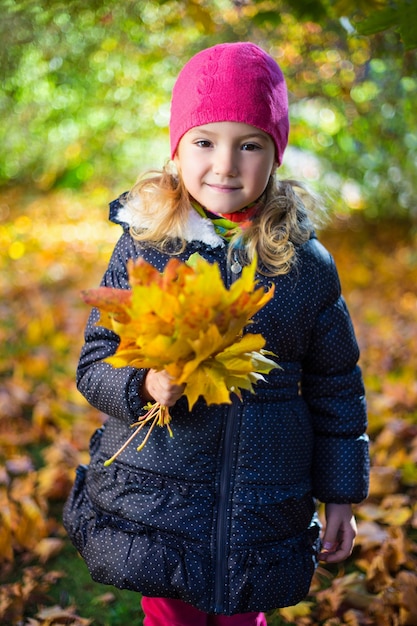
[319, 503, 357, 563]
[142, 369, 185, 407]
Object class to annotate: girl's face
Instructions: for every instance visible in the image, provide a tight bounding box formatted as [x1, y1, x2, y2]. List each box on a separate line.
[174, 121, 276, 215]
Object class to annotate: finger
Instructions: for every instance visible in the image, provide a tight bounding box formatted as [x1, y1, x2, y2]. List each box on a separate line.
[319, 532, 354, 562]
[321, 540, 338, 553]
[145, 371, 185, 406]
[320, 543, 353, 563]
[318, 539, 339, 561]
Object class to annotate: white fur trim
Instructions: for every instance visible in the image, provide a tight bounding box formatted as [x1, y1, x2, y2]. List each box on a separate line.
[183, 210, 225, 247]
[115, 203, 224, 248]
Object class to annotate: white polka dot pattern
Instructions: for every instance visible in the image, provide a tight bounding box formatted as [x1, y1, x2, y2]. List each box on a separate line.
[63, 200, 369, 616]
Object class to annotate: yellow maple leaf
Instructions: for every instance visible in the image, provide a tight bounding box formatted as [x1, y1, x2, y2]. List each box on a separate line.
[82, 254, 277, 462]
[185, 360, 233, 408]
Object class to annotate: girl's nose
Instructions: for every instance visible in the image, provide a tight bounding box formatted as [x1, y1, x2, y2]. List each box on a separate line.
[213, 148, 238, 176]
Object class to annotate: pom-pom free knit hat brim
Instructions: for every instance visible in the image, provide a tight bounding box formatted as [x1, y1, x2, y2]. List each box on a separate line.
[169, 42, 289, 165]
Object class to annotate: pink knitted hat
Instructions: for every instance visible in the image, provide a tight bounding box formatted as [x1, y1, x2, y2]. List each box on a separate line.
[169, 42, 289, 165]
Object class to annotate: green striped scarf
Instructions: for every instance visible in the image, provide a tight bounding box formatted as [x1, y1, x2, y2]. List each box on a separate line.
[192, 202, 258, 242]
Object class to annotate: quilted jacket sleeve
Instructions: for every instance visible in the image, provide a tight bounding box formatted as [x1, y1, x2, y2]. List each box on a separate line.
[301, 242, 369, 504]
[76, 233, 145, 424]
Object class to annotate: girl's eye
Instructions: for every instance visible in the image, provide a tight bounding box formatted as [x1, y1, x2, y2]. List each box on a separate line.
[195, 140, 212, 148]
[241, 143, 261, 151]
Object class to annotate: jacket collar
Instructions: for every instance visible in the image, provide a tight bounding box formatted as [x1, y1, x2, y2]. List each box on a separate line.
[109, 194, 225, 248]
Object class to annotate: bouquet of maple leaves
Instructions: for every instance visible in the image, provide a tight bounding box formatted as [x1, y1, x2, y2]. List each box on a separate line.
[82, 253, 277, 465]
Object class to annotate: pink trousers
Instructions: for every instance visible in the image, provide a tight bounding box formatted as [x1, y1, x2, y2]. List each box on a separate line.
[142, 597, 267, 625]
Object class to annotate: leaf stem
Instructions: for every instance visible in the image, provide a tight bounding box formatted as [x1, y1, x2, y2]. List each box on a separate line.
[103, 402, 170, 466]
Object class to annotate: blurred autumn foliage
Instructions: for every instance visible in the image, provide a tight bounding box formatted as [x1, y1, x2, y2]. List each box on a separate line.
[2, 0, 417, 220]
[1, 181, 417, 625]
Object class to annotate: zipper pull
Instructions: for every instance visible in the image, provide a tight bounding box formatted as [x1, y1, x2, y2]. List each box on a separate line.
[230, 253, 242, 274]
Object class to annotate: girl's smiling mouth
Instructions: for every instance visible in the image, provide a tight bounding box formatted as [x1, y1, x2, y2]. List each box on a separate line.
[206, 183, 241, 192]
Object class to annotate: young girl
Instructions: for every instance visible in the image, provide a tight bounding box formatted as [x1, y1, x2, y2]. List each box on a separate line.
[64, 42, 369, 625]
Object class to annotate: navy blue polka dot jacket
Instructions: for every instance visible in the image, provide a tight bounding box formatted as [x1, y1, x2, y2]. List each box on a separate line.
[63, 196, 369, 615]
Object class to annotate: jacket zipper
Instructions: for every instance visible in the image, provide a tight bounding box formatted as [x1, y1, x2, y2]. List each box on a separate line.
[214, 395, 239, 613]
[213, 251, 242, 612]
